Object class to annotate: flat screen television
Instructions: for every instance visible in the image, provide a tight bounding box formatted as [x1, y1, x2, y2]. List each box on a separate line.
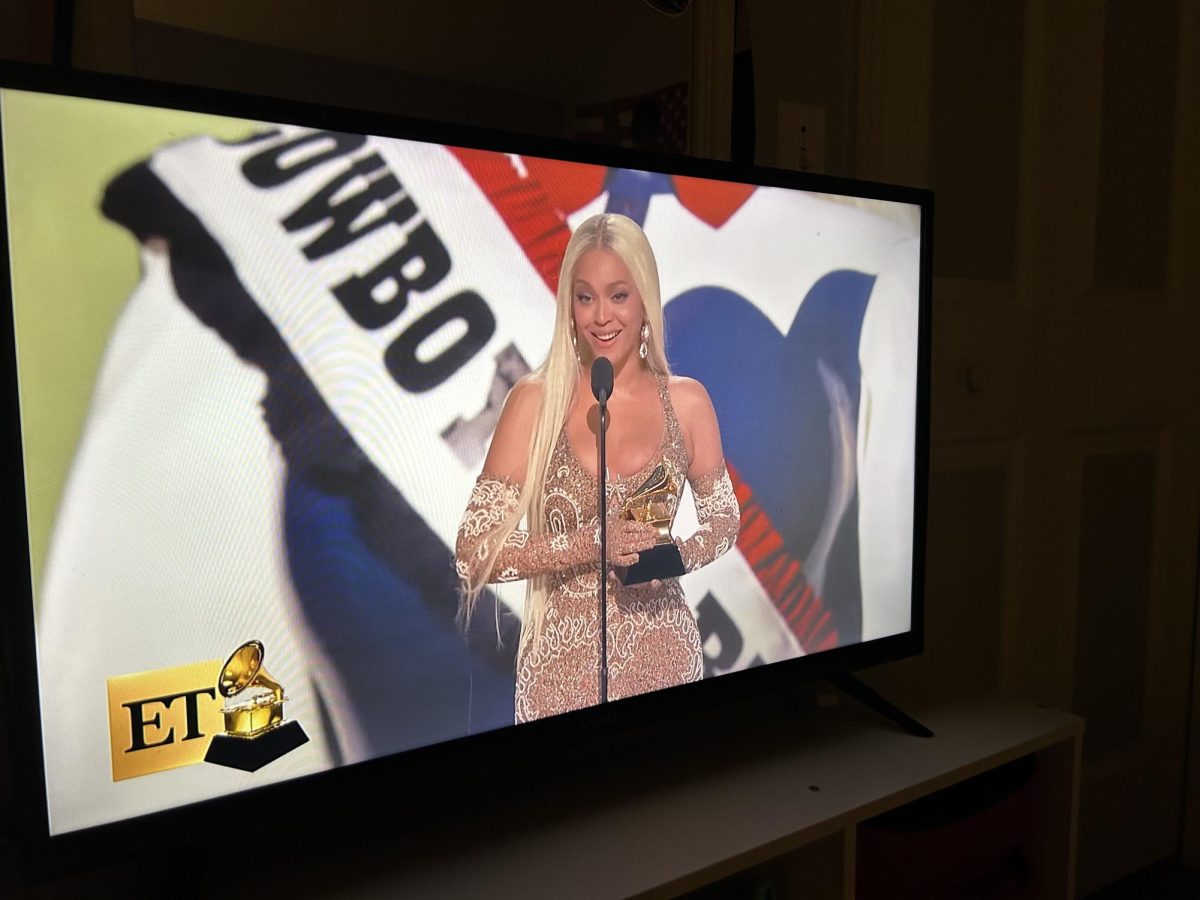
[0, 61, 931, 870]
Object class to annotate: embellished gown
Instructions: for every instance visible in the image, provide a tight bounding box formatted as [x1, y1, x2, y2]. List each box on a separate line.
[456, 376, 741, 723]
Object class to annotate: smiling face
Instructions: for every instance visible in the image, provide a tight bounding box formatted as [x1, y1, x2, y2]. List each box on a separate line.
[571, 247, 646, 370]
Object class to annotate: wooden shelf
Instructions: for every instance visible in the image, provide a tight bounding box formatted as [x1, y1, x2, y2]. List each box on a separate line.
[271, 693, 1081, 898]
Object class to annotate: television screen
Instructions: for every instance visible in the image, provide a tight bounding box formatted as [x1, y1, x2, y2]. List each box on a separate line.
[0, 75, 927, 839]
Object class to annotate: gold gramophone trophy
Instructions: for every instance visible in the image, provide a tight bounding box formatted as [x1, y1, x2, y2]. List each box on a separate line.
[618, 462, 687, 585]
[203, 640, 309, 772]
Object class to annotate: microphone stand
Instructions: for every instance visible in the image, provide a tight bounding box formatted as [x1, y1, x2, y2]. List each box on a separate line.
[597, 393, 609, 705]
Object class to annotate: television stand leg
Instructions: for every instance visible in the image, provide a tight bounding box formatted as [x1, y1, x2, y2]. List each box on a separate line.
[827, 673, 934, 738]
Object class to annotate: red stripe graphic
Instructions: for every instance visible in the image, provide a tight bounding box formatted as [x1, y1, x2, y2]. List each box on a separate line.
[728, 461, 839, 653]
[448, 147, 593, 294]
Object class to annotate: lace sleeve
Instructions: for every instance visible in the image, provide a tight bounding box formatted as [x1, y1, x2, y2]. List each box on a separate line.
[675, 460, 740, 573]
[455, 474, 599, 588]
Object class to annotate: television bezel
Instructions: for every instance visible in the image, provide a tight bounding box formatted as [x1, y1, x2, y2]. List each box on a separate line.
[0, 59, 932, 876]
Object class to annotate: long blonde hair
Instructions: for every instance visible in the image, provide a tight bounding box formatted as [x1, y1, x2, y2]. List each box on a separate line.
[460, 213, 672, 658]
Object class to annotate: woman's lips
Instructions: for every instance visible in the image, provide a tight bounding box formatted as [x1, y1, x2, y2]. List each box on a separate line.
[591, 329, 622, 345]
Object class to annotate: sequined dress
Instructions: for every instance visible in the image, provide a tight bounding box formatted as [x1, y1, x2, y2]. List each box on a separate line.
[456, 376, 741, 723]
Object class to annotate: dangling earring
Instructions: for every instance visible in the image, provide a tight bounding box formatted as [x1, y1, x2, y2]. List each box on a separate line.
[571, 327, 580, 360]
[639, 322, 649, 360]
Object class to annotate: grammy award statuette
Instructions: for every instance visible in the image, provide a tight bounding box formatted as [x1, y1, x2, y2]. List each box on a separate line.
[619, 462, 687, 585]
[203, 640, 309, 772]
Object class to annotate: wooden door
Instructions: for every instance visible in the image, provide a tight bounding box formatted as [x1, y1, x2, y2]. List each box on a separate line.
[855, 0, 1200, 893]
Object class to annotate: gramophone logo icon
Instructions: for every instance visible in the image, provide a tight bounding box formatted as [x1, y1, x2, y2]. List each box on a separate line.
[203, 640, 309, 772]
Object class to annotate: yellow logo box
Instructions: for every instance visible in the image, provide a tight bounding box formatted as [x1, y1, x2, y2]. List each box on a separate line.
[106, 659, 223, 782]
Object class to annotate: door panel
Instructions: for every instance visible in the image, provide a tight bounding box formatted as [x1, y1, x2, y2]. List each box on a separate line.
[857, 0, 1200, 892]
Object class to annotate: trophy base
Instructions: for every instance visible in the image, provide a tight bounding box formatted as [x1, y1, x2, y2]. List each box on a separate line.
[204, 720, 309, 772]
[620, 542, 686, 586]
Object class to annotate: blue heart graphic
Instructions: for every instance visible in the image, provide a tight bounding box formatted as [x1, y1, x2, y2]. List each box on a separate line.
[665, 270, 876, 643]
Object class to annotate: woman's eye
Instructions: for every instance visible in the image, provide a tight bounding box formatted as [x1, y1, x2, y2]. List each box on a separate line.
[613, 292, 628, 301]
[575, 293, 592, 304]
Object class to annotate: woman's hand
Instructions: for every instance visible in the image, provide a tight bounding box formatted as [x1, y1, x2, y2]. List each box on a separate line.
[607, 517, 657, 567]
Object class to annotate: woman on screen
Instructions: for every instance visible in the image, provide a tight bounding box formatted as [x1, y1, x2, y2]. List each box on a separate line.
[455, 213, 740, 722]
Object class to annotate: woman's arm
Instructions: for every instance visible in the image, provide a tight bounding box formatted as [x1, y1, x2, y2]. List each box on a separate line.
[456, 476, 655, 585]
[670, 377, 741, 573]
[455, 377, 587, 586]
[455, 473, 603, 585]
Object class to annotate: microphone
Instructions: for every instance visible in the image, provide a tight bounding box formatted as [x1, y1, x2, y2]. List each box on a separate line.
[591, 357, 613, 405]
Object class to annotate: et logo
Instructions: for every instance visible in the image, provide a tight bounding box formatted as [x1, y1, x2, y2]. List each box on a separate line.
[106, 659, 224, 782]
[106, 643, 308, 781]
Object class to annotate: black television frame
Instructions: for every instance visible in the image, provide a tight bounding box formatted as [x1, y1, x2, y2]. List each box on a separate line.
[0, 59, 932, 879]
